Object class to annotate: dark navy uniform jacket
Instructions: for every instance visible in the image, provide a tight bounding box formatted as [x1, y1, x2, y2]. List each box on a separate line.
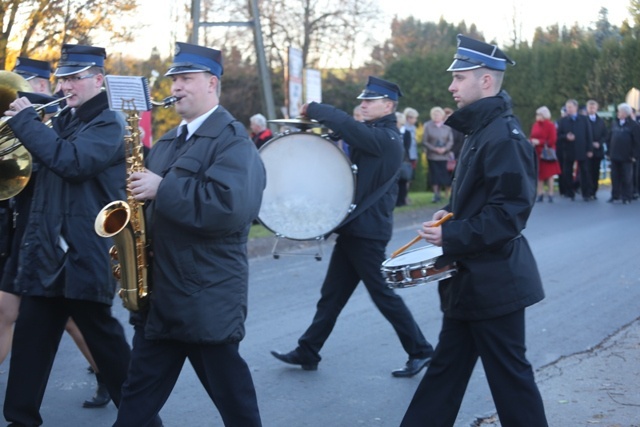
[142, 105, 265, 343]
[438, 91, 545, 321]
[305, 102, 402, 243]
[5, 92, 126, 304]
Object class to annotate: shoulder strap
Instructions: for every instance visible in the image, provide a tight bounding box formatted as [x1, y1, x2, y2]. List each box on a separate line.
[335, 169, 399, 232]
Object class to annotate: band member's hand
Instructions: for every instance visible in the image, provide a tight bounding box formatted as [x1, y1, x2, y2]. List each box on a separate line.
[129, 169, 162, 201]
[587, 151, 593, 158]
[418, 220, 443, 247]
[418, 209, 449, 247]
[5, 97, 33, 117]
[300, 103, 309, 117]
[432, 209, 449, 222]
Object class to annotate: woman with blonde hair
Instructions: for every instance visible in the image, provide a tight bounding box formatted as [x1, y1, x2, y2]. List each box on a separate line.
[530, 106, 561, 202]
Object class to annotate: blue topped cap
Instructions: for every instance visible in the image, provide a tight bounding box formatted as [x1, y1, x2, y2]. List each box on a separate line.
[17, 91, 59, 114]
[55, 44, 106, 77]
[447, 34, 515, 72]
[357, 76, 403, 101]
[13, 57, 52, 81]
[165, 42, 224, 77]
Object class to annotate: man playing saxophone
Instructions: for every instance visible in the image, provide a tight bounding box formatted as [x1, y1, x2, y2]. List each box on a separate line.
[113, 42, 265, 427]
[2, 44, 132, 426]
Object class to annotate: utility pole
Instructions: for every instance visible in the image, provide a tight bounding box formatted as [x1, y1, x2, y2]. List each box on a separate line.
[190, 0, 276, 122]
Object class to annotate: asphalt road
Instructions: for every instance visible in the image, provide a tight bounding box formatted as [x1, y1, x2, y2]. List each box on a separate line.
[0, 187, 638, 426]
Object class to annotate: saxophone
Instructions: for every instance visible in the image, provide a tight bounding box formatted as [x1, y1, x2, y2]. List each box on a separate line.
[95, 97, 178, 311]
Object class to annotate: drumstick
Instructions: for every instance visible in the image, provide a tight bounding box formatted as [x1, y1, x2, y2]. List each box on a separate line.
[390, 212, 454, 259]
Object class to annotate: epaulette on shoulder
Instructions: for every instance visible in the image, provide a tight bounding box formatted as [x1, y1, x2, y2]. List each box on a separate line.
[503, 114, 526, 143]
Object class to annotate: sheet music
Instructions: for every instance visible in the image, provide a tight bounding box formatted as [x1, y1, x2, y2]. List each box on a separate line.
[104, 75, 152, 111]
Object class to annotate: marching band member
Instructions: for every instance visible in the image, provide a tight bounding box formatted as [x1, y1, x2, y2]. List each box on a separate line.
[3, 44, 132, 426]
[271, 76, 435, 378]
[114, 42, 265, 427]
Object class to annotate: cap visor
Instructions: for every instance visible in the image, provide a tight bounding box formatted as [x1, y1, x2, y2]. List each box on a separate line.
[54, 65, 91, 77]
[164, 67, 209, 77]
[446, 59, 482, 72]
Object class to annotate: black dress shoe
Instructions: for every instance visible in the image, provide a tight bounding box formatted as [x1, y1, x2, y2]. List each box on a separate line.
[271, 349, 318, 371]
[391, 356, 431, 378]
[83, 381, 110, 408]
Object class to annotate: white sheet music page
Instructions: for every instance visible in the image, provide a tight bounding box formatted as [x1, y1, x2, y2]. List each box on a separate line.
[104, 75, 152, 112]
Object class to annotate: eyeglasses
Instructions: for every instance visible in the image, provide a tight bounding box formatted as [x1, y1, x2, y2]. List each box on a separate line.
[58, 73, 97, 84]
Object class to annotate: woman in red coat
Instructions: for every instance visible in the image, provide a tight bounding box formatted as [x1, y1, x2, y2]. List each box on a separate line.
[530, 106, 561, 202]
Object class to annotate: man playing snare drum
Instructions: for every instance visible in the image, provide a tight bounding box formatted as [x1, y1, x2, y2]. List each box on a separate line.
[401, 35, 548, 426]
[271, 76, 435, 378]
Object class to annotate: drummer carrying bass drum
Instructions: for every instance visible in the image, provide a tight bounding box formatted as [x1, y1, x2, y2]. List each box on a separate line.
[271, 76, 435, 377]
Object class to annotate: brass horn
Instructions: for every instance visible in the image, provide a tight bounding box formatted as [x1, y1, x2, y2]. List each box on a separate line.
[0, 71, 71, 200]
[0, 70, 33, 201]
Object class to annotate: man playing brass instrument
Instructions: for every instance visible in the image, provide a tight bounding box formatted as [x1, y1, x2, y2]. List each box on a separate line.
[0, 56, 111, 410]
[2, 44, 132, 426]
[113, 42, 264, 427]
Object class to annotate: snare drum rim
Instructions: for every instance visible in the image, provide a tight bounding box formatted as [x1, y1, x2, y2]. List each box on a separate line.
[257, 132, 358, 241]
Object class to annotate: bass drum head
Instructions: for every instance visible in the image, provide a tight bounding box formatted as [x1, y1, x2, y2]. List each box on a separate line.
[258, 132, 356, 240]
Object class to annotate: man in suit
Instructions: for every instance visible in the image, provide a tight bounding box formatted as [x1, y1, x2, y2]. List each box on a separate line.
[585, 100, 608, 200]
[557, 99, 593, 201]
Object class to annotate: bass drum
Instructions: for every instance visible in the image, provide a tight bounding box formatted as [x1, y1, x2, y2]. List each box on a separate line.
[258, 132, 357, 240]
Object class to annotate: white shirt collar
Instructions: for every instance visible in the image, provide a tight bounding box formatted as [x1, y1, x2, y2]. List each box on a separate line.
[178, 105, 219, 140]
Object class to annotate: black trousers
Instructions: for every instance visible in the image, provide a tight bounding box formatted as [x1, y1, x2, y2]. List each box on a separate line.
[114, 326, 261, 427]
[400, 309, 547, 427]
[610, 160, 634, 201]
[587, 156, 603, 197]
[298, 234, 432, 362]
[560, 157, 591, 199]
[3, 296, 131, 427]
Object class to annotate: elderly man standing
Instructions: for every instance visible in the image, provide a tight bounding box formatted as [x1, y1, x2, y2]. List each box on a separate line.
[607, 103, 640, 204]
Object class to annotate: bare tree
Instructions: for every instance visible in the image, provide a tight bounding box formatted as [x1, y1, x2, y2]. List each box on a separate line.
[1, 0, 139, 69]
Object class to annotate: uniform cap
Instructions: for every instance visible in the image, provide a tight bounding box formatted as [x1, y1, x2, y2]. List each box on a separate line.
[17, 91, 59, 114]
[447, 34, 515, 72]
[55, 44, 106, 77]
[13, 57, 52, 81]
[356, 76, 403, 101]
[165, 42, 224, 77]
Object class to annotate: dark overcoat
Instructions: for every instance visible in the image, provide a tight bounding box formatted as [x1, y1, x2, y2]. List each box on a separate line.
[5, 92, 126, 304]
[438, 92, 544, 320]
[143, 105, 265, 343]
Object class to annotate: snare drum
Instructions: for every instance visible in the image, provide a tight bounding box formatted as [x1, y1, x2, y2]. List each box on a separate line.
[381, 245, 456, 289]
[258, 132, 357, 240]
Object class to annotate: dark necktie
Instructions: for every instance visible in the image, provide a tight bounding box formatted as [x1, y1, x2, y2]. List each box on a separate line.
[175, 124, 188, 149]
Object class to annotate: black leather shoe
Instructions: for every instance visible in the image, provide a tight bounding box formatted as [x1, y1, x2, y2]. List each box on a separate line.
[82, 381, 110, 408]
[392, 356, 431, 378]
[271, 349, 318, 371]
